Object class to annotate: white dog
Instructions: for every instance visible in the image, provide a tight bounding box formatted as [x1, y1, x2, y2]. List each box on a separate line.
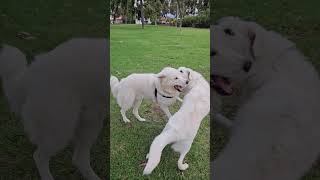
[143, 67, 210, 175]
[110, 67, 188, 123]
[211, 17, 320, 180]
[0, 38, 107, 180]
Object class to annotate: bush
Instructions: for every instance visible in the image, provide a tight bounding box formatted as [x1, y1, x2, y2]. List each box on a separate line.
[182, 13, 209, 28]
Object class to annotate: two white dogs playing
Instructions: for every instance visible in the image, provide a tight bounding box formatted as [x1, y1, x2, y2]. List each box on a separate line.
[110, 67, 210, 175]
[110, 67, 187, 123]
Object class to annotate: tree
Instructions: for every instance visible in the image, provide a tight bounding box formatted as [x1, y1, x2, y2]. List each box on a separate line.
[145, 0, 163, 25]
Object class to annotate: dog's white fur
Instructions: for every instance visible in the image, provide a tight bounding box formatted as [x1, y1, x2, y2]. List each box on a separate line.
[212, 17, 320, 180]
[0, 38, 107, 180]
[110, 67, 188, 123]
[177, 67, 232, 128]
[143, 67, 209, 175]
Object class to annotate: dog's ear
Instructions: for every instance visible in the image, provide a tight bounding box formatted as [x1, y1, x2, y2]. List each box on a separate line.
[157, 71, 166, 79]
[188, 71, 192, 80]
[246, 21, 295, 59]
[157, 74, 166, 79]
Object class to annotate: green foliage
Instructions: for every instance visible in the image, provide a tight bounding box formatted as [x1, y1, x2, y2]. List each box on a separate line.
[182, 15, 209, 28]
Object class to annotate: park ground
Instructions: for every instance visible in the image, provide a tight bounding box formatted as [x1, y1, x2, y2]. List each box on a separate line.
[110, 25, 210, 179]
[211, 0, 320, 179]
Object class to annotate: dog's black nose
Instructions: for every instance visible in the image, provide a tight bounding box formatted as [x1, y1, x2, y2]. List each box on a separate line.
[243, 61, 252, 72]
[186, 80, 189, 84]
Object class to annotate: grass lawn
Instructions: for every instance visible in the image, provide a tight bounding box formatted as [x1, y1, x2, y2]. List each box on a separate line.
[110, 25, 210, 179]
[0, 1, 109, 179]
[211, 0, 320, 179]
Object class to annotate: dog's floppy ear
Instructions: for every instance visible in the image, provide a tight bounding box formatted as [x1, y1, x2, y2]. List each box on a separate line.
[157, 74, 166, 79]
[157, 69, 167, 79]
[246, 21, 295, 59]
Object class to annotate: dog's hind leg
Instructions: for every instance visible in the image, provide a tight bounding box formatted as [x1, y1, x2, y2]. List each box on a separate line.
[132, 96, 146, 122]
[72, 104, 104, 180]
[22, 94, 80, 180]
[117, 90, 135, 123]
[143, 131, 176, 175]
[33, 148, 55, 180]
[120, 109, 131, 123]
[172, 140, 192, 170]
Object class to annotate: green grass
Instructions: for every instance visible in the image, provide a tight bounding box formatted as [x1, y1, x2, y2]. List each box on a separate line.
[110, 25, 210, 179]
[0, 1, 109, 179]
[211, 0, 320, 179]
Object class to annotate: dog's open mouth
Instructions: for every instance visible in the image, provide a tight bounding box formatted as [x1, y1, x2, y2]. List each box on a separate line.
[212, 75, 233, 96]
[174, 85, 183, 92]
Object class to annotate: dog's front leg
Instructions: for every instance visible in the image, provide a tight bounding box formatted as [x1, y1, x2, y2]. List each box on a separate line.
[159, 104, 172, 119]
[176, 97, 183, 103]
[214, 113, 233, 128]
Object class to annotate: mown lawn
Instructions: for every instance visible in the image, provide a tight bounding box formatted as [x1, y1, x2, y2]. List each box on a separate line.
[110, 25, 210, 179]
[0, 1, 109, 179]
[211, 0, 320, 179]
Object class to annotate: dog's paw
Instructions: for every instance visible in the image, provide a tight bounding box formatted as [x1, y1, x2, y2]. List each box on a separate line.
[123, 118, 131, 123]
[178, 163, 189, 171]
[138, 118, 146, 122]
[143, 169, 151, 175]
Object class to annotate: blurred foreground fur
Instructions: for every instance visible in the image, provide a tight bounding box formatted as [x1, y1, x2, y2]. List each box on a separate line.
[0, 38, 107, 180]
[211, 17, 320, 180]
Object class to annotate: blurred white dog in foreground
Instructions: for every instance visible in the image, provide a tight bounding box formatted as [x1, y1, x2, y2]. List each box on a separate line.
[0, 39, 107, 180]
[212, 17, 320, 180]
[110, 67, 188, 123]
[143, 67, 210, 175]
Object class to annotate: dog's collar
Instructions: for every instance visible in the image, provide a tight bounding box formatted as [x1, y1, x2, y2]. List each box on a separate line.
[154, 88, 174, 100]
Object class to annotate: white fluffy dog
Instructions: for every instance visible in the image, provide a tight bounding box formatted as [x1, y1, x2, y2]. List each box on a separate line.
[212, 17, 320, 180]
[143, 67, 210, 175]
[110, 67, 188, 123]
[0, 38, 107, 180]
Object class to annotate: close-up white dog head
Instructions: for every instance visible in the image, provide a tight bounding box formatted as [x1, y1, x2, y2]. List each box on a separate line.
[177, 66, 203, 91]
[211, 17, 256, 96]
[157, 67, 189, 94]
[211, 17, 295, 96]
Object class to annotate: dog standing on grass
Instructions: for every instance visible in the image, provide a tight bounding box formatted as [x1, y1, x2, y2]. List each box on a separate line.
[110, 67, 188, 123]
[143, 67, 210, 175]
[0, 38, 107, 180]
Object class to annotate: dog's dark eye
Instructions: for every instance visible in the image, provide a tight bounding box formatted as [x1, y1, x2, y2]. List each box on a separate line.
[180, 70, 183, 73]
[243, 61, 252, 72]
[175, 77, 178, 80]
[224, 28, 235, 36]
[211, 50, 218, 56]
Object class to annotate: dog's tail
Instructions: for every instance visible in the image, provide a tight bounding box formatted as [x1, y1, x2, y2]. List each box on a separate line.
[0, 44, 27, 114]
[110, 75, 119, 98]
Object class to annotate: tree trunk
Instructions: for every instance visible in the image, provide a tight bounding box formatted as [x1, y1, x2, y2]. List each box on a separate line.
[179, 2, 183, 30]
[113, 13, 116, 24]
[140, 0, 145, 29]
[125, 0, 129, 24]
[176, 3, 179, 28]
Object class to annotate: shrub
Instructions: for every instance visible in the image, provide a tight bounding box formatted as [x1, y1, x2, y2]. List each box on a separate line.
[182, 11, 209, 28]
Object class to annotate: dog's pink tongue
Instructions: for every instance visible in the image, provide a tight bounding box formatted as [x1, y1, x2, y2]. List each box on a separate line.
[215, 77, 232, 94]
